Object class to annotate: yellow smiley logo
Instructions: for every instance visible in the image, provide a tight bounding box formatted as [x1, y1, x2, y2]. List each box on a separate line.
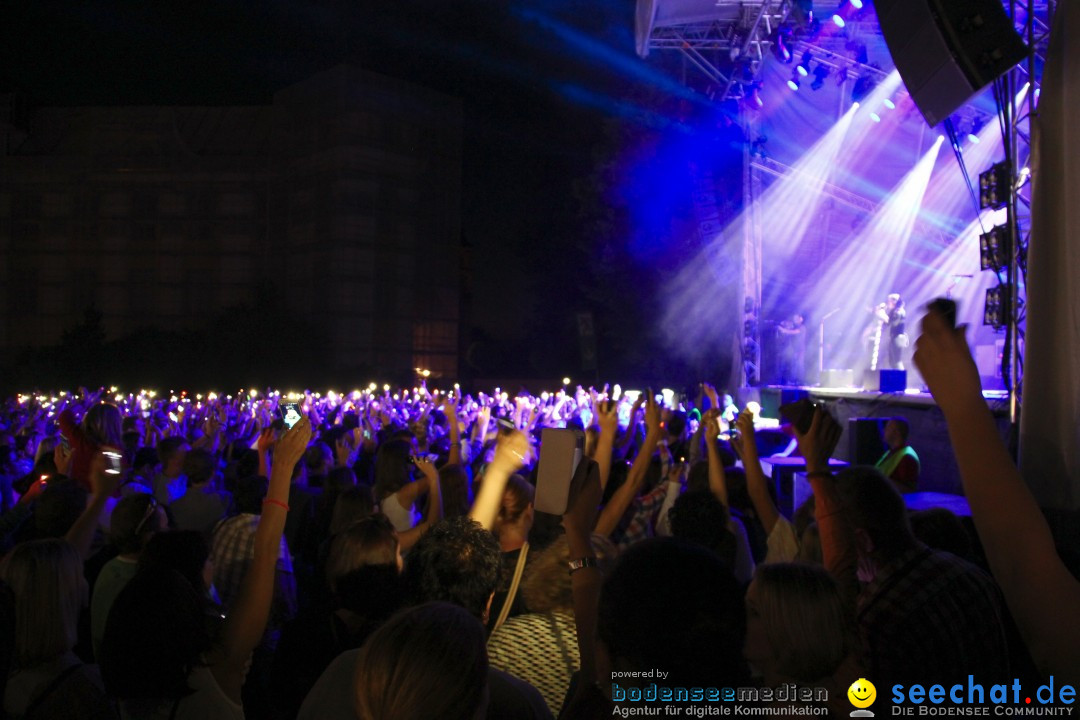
[848, 678, 877, 709]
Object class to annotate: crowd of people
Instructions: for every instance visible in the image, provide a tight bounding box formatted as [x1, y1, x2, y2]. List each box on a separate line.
[0, 307, 1077, 719]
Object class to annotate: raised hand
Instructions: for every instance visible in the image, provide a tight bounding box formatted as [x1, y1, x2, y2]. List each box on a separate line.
[643, 392, 662, 435]
[793, 407, 842, 474]
[913, 309, 982, 415]
[731, 410, 758, 460]
[275, 417, 312, 468]
[594, 399, 618, 436]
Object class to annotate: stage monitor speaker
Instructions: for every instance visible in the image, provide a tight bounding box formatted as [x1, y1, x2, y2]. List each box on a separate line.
[759, 387, 808, 421]
[874, 0, 1027, 127]
[849, 418, 887, 465]
[868, 369, 907, 393]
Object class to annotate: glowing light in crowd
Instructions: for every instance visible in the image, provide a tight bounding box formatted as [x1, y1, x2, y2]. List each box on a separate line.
[562, 377, 572, 385]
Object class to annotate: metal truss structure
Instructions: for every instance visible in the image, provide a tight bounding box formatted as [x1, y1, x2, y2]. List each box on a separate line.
[999, 0, 1056, 425]
[637, 0, 795, 101]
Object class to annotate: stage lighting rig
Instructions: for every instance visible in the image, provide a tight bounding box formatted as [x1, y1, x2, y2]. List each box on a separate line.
[797, 51, 812, 77]
[811, 64, 830, 91]
[850, 71, 879, 104]
[979, 161, 1010, 210]
[984, 285, 1008, 329]
[979, 225, 1008, 271]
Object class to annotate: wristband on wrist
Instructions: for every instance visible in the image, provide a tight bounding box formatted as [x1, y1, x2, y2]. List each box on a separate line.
[263, 498, 290, 512]
[568, 556, 599, 575]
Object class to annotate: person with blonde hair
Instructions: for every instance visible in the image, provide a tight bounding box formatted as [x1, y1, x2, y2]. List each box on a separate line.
[58, 402, 123, 490]
[2, 539, 111, 719]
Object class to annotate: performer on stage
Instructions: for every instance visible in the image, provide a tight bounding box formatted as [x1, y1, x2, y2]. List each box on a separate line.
[867, 293, 909, 371]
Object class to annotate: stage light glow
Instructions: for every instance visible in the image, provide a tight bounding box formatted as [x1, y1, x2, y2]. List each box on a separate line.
[804, 136, 945, 375]
[869, 112, 881, 123]
[883, 99, 895, 110]
[787, 78, 800, 91]
[850, 0, 863, 8]
[832, 15, 846, 27]
[968, 134, 981, 144]
[797, 51, 812, 77]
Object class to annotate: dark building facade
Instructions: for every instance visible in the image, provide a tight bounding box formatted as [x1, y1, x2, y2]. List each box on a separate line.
[0, 65, 462, 382]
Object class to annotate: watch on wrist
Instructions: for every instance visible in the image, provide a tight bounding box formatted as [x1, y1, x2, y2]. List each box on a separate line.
[568, 556, 599, 575]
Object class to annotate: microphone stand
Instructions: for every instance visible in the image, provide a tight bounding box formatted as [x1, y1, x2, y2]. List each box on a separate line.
[818, 308, 841, 382]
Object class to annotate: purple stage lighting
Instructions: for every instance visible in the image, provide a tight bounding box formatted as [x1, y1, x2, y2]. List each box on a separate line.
[850, 0, 864, 8]
[832, 15, 846, 28]
[787, 78, 800, 91]
[883, 99, 896, 110]
[869, 112, 881, 122]
[968, 133, 981, 144]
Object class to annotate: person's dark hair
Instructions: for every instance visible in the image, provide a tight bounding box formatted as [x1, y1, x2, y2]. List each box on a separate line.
[403, 517, 502, 620]
[34, 478, 88, 538]
[110, 494, 164, 555]
[669, 490, 737, 569]
[182, 448, 216, 487]
[834, 466, 914, 557]
[494, 474, 533, 537]
[598, 537, 749, 687]
[438, 464, 471, 518]
[686, 461, 709, 495]
[156, 437, 188, 467]
[335, 564, 406, 627]
[134, 447, 159, 473]
[666, 411, 687, 439]
[140, 530, 211, 597]
[373, 440, 412, 501]
[100, 564, 213, 702]
[330, 485, 376, 535]
[234, 475, 269, 515]
[305, 443, 333, 474]
[909, 508, 974, 562]
[889, 417, 911, 443]
[83, 403, 123, 449]
[326, 514, 399, 591]
[325, 466, 357, 499]
[354, 602, 488, 720]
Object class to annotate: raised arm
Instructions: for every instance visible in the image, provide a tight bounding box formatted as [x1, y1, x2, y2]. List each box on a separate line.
[594, 394, 662, 538]
[468, 431, 528, 532]
[793, 409, 858, 607]
[396, 458, 443, 552]
[593, 399, 618, 490]
[702, 410, 728, 507]
[443, 397, 463, 468]
[562, 459, 603, 695]
[213, 417, 311, 702]
[65, 451, 121, 560]
[731, 410, 780, 535]
[914, 310, 1080, 681]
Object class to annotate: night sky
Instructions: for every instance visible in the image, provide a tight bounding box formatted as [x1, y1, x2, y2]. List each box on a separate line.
[1, 0, 655, 364]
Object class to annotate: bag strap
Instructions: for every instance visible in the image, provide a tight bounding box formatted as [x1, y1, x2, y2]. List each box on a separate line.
[492, 542, 529, 632]
[23, 663, 83, 719]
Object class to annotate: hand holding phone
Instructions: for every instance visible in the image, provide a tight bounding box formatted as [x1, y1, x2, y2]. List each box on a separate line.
[779, 397, 816, 436]
[278, 402, 303, 429]
[927, 297, 958, 328]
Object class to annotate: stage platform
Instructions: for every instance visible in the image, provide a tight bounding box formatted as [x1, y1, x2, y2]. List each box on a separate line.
[738, 384, 1013, 496]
